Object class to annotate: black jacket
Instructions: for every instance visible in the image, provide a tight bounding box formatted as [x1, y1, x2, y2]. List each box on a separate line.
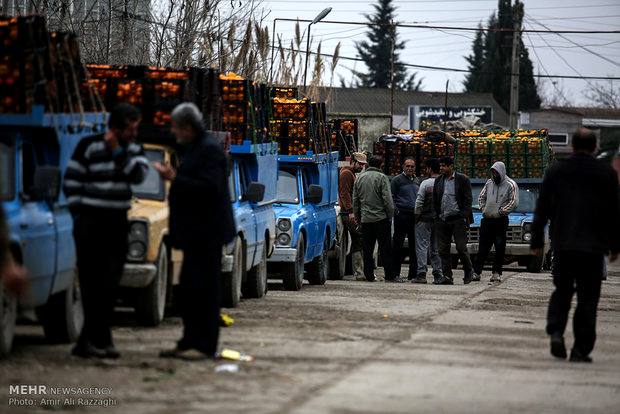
[169, 134, 235, 250]
[531, 153, 620, 255]
[432, 172, 474, 224]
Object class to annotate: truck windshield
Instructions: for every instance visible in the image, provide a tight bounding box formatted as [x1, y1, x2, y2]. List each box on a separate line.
[276, 170, 300, 204]
[0, 136, 15, 200]
[131, 149, 165, 200]
[471, 184, 538, 214]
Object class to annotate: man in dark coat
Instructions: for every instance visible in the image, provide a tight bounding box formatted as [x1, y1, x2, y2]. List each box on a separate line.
[155, 103, 235, 360]
[532, 128, 619, 363]
[391, 157, 420, 280]
[433, 156, 475, 285]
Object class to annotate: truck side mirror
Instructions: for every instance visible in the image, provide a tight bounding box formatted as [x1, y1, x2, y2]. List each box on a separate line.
[31, 166, 60, 201]
[243, 182, 265, 203]
[307, 184, 323, 204]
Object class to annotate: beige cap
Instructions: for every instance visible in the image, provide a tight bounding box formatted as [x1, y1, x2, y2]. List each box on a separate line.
[352, 152, 367, 164]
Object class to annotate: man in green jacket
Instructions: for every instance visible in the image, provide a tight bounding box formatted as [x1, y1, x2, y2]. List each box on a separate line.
[353, 155, 402, 282]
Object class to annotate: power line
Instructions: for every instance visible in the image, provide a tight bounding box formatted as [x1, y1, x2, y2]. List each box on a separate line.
[272, 18, 620, 34]
[525, 15, 620, 68]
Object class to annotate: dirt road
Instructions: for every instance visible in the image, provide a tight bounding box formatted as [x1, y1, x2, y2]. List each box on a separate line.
[1, 266, 619, 413]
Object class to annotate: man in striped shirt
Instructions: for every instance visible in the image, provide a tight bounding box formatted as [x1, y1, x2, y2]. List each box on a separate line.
[472, 161, 519, 283]
[63, 103, 148, 358]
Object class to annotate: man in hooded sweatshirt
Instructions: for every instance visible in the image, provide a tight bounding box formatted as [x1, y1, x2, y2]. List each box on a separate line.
[472, 161, 519, 282]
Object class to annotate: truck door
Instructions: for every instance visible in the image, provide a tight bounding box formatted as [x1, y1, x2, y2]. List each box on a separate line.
[301, 169, 319, 259]
[17, 136, 57, 307]
[236, 160, 258, 270]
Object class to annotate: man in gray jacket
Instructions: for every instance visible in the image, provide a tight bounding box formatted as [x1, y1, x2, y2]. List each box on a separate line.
[473, 161, 519, 282]
[414, 158, 444, 284]
[353, 155, 399, 282]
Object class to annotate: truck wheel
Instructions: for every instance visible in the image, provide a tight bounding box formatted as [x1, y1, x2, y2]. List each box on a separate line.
[242, 242, 267, 299]
[0, 280, 17, 357]
[135, 245, 168, 326]
[307, 235, 329, 285]
[222, 237, 243, 307]
[283, 237, 305, 291]
[37, 273, 83, 343]
[329, 229, 347, 280]
[527, 254, 544, 273]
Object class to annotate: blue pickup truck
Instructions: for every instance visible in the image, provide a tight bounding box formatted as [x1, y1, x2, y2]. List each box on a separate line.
[1, 106, 106, 356]
[453, 178, 551, 273]
[221, 141, 278, 307]
[268, 151, 340, 290]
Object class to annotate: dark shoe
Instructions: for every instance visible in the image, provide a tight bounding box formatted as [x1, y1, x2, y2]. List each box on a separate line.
[103, 345, 121, 359]
[159, 347, 184, 358]
[549, 333, 567, 359]
[463, 273, 473, 285]
[385, 277, 407, 283]
[411, 276, 427, 284]
[569, 349, 592, 363]
[471, 272, 481, 281]
[72, 342, 106, 359]
[439, 277, 454, 285]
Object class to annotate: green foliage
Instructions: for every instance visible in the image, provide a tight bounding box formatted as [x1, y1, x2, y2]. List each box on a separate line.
[464, 0, 541, 111]
[354, 0, 423, 91]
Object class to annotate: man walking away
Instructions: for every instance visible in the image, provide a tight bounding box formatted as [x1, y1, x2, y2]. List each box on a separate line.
[473, 161, 518, 283]
[156, 103, 235, 361]
[433, 157, 475, 285]
[64, 103, 148, 358]
[391, 157, 420, 280]
[532, 128, 619, 363]
[414, 158, 443, 284]
[353, 155, 400, 282]
[339, 152, 367, 280]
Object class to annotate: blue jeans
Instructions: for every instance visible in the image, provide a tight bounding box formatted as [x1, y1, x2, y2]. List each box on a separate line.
[415, 220, 443, 278]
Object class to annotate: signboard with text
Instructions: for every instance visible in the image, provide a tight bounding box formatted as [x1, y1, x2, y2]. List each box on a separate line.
[408, 105, 493, 130]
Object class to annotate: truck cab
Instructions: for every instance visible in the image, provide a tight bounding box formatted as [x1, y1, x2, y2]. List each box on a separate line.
[453, 178, 550, 273]
[1, 107, 106, 356]
[221, 142, 278, 307]
[268, 152, 340, 290]
[118, 143, 178, 326]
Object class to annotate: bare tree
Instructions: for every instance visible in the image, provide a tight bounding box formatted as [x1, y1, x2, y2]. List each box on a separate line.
[538, 78, 571, 108]
[584, 80, 620, 109]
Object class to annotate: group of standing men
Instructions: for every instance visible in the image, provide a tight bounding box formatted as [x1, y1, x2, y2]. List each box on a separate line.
[338, 152, 519, 285]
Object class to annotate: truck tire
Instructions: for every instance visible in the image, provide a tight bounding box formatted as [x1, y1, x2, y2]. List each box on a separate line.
[307, 235, 329, 285]
[329, 229, 347, 280]
[242, 242, 268, 299]
[527, 254, 544, 273]
[222, 236, 243, 307]
[0, 281, 17, 357]
[37, 273, 83, 343]
[135, 245, 168, 326]
[283, 237, 305, 291]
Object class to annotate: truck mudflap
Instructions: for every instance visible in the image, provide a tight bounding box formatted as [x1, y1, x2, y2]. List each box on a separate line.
[268, 247, 298, 263]
[120, 263, 158, 288]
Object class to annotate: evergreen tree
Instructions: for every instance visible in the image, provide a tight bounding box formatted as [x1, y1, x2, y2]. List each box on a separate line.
[354, 0, 422, 91]
[464, 0, 541, 111]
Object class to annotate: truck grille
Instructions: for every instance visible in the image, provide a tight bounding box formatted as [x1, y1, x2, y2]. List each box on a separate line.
[467, 226, 523, 243]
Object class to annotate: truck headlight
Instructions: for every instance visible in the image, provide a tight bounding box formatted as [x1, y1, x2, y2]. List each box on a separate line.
[523, 232, 532, 242]
[128, 241, 147, 259]
[522, 222, 532, 233]
[277, 233, 291, 246]
[277, 219, 291, 232]
[130, 221, 147, 241]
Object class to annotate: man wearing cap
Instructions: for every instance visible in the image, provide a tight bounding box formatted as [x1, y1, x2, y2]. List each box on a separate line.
[339, 152, 366, 279]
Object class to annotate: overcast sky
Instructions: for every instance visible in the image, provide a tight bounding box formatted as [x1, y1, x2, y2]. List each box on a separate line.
[256, 0, 620, 106]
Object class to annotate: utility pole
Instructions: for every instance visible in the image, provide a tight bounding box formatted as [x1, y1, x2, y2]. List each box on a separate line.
[509, 2, 524, 130]
[389, 22, 396, 132]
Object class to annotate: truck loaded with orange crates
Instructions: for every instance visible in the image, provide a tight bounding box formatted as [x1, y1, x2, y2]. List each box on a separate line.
[373, 128, 553, 272]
